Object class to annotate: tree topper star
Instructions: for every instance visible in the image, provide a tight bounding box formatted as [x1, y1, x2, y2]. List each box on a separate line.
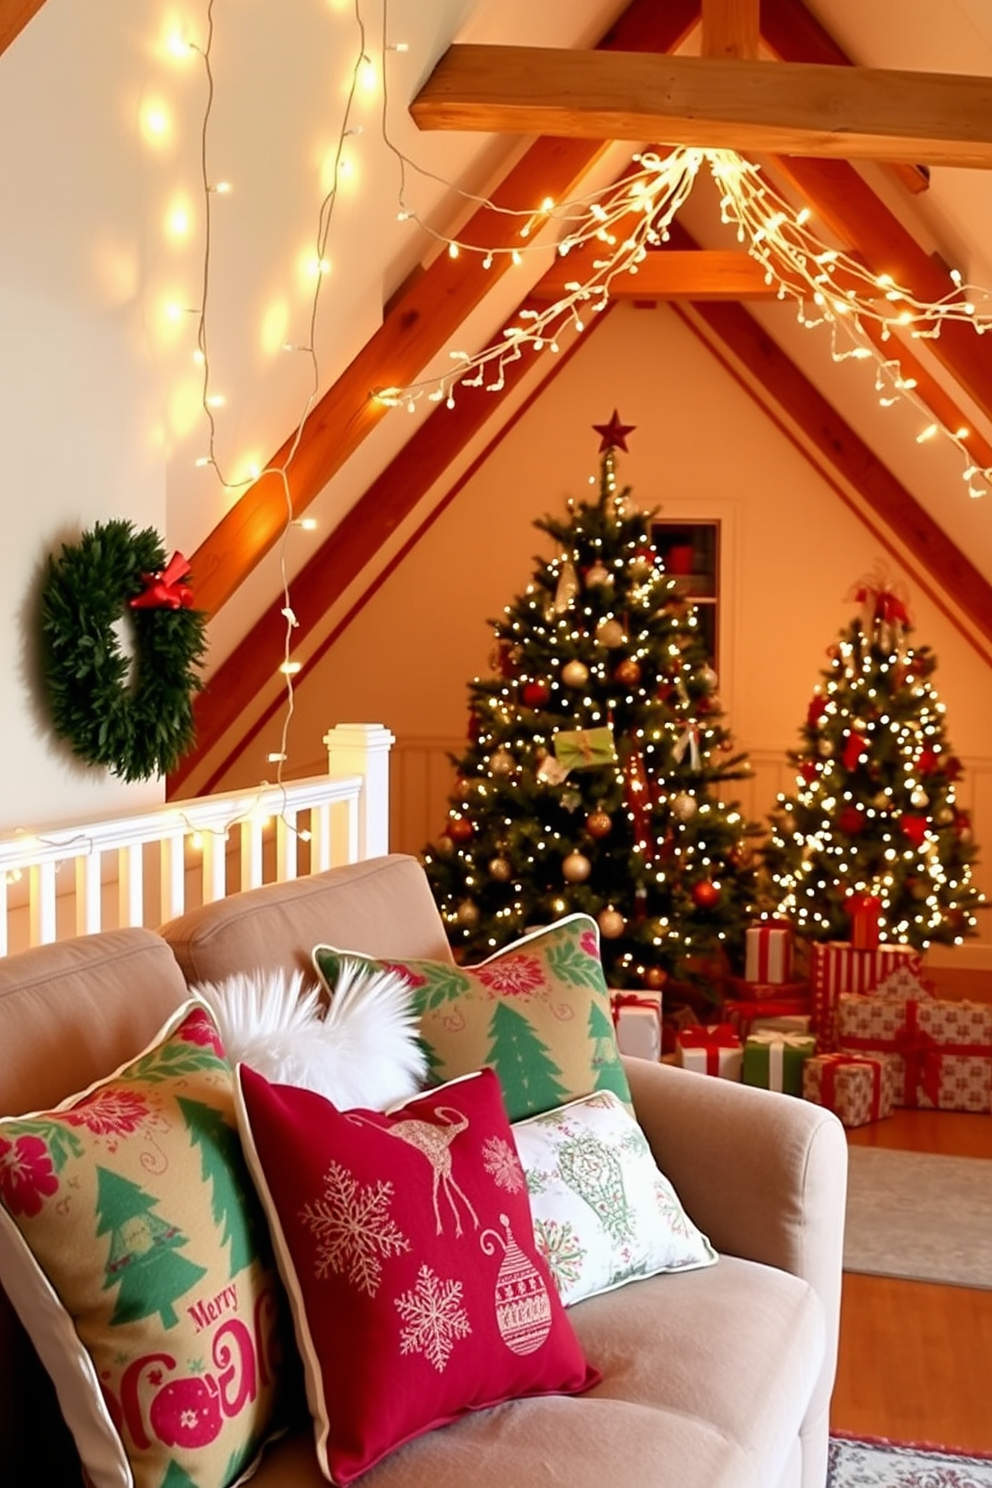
[593, 410, 636, 453]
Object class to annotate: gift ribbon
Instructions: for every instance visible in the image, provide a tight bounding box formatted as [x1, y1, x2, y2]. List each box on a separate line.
[679, 1023, 739, 1077]
[746, 1029, 813, 1093]
[129, 550, 195, 610]
[610, 992, 662, 1030]
[672, 722, 701, 770]
[746, 920, 793, 983]
[839, 999, 992, 1108]
[817, 1053, 883, 1122]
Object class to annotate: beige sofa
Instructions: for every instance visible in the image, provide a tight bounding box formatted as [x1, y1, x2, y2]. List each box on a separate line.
[0, 854, 847, 1487]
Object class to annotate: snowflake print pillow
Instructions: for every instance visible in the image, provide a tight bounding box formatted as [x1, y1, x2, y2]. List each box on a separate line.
[313, 913, 631, 1123]
[235, 1063, 598, 1485]
[513, 1091, 717, 1307]
[0, 999, 289, 1488]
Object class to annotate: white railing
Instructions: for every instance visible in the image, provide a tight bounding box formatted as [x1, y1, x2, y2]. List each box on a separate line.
[0, 723, 394, 958]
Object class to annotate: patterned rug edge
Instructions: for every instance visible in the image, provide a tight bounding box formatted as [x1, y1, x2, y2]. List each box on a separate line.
[832, 1430, 992, 1460]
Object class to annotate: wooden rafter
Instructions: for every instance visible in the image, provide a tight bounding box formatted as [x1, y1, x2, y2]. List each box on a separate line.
[530, 248, 780, 302]
[0, 0, 44, 56]
[185, 0, 700, 619]
[411, 46, 992, 170]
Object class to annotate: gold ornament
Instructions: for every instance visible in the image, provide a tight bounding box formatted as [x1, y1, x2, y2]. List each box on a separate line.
[671, 792, 697, 822]
[455, 899, 479, 927]
[642, 966, 667, 991]
[910, 786, 929, 808]
[818, 738, 835, 758]
[554, 559, 579, 614]
[561, 659, 590, 688]
[586, 810, 613, 839]
[597, 907, 626, 939]
[934, 805, 955, 825]
[614, 658, 642, 687]
[699, 665, 718, 691]
[562, 851, 592, 883]
[489, 748, 514, 776]
[435, 834, 454, 857]
[488, 857, 513, 882]
[595, 618, 625, 649]
[585, 562, 611, 588]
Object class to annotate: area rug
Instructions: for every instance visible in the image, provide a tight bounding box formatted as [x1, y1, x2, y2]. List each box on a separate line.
[844, 1148, 992, 1289]
[829, 1433, 992, 1486]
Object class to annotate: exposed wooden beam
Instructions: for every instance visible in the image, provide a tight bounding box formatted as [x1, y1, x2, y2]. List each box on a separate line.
[772, 156, 992, 428]
[411, 46, 992, 170]
[672, 294, 992, 653]
[701, 0, 759, 60]
[759, 0, 929, 193]
[186, 0, 700, 618]
[169, 302, 612, 794]
[0, 0, 45, 56]
[530, 248, 780, 302]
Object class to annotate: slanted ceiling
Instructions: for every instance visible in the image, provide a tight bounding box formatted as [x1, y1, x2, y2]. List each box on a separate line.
[4, 0, 990, 793]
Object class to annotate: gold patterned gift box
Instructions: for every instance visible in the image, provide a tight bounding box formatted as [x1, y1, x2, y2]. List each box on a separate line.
[837, 993, 992, 1112]
[802, 1052, 897, 1128]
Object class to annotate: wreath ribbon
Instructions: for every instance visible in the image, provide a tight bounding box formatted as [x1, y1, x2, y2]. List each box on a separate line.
[129, 551, 194, 610]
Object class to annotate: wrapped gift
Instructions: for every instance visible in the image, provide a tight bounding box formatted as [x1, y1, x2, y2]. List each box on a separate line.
[611, 992, 662, 1061]
[744, 920, 794, 984]
[809, 941, 923, 1050]
[552, 726, 617, 772]
[725, 975, 810, 1004]
[837, 994, 992, 1112]
[846, 893, 882, 951]
[723, 995, 812, 1041]
[872, 964, 934, 1000]
[677, 1024, 742, 1080]
[743, 1031, 817, 1097]
[748, 1014, 813, 1037]
[803, 1052, 896, 1127]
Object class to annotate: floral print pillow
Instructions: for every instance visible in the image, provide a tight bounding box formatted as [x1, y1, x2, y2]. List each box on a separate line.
[313, 914, 630, 1122]
[0, 1000, 288, 1488]
[513, 1091, 717, 1307]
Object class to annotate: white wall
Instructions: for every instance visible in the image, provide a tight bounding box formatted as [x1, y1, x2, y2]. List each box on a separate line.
[248, 302, 991, 967]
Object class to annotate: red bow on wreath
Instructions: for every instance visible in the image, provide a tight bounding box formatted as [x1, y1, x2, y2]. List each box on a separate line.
[129, 551, 194, 610]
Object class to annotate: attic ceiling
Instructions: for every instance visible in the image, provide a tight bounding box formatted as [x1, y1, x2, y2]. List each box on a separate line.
[2, 0, 990, 796]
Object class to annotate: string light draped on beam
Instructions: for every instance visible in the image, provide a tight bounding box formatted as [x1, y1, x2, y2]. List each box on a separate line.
[375, 147, 992, 501]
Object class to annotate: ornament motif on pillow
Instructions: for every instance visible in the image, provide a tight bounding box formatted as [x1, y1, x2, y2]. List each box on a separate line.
[0, 1000, 288, 1488]
[195, 962, 427, 1110]
[235, 1064, 598, 1485]
[313, 914, 630, 1122]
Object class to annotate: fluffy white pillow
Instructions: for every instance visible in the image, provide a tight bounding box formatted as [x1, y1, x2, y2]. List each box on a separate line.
[194, 963, 427, 1110]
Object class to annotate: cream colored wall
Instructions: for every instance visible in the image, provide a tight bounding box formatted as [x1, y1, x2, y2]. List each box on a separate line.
[249, 302, 991, 969]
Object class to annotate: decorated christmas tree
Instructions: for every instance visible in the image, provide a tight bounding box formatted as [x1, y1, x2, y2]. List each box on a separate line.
[423, 414, 758, 990]
[762, 574, 985, 947]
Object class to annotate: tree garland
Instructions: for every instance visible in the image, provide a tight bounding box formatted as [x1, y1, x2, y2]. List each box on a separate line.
[41, 520, 208, 783]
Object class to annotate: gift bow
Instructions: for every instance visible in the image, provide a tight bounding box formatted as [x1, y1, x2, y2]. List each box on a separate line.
[817, 1053, 883, 1123]
[129, 550, 195, 610]
[841, 1000, 943, 1108]
[680, 1023, 739, 1077]
[610, 992, 661, 1030]
[672, 722, 701, 770]
[746, 1028, 814, 1093]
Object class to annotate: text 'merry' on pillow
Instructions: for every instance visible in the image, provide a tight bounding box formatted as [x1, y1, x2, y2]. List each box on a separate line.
[235, 1064, 599, 1485]
[313, 913, 631, 1122]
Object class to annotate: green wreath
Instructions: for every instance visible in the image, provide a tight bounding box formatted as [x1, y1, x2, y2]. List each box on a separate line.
[41, 519, 208, 783]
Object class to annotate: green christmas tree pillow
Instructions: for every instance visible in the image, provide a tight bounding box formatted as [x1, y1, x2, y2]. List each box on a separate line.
[313, 914, 631, 1122]
[0, 1000, 288, 1488]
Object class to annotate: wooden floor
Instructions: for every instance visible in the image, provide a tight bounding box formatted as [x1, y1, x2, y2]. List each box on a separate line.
[830, 1103, 992, 1453]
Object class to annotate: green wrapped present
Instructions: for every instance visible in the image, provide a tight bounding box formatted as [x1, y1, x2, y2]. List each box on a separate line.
[553, 726, 617, 773]
[743, 1030, 817, 1097]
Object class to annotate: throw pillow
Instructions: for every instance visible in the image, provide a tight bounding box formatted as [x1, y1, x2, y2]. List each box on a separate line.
[235, 1064, 599, 1485]
[0, 1000, 288, 1488]
[513, 1091, 717, 1306]
[194, 963, 426, 1110]
[313, 914, 630, 1122]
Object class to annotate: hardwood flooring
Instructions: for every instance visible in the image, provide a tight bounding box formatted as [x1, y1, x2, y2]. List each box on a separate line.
[830, 1104, 992, 1453]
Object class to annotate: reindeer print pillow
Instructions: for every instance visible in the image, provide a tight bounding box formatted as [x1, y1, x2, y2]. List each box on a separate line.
[0, 1000, 288, 1488]
[235, 1064, 597, 1486]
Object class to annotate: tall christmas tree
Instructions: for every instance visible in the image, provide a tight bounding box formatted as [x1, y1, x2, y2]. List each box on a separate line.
[762, 575, 985, 947]
[423, 413, 758, 990]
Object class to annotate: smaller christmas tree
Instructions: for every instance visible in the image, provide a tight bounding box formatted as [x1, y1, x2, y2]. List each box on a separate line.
[762, 574, 985, 947]
[177, 1096, 259, 1279]
[97, 1167, 207, 1329]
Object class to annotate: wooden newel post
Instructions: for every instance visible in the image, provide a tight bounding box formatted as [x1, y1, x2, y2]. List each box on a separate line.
[323, 723, 396, 862]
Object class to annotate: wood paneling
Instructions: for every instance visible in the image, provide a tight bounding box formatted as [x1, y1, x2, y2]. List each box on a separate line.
[0, 0, 44, 56]
[701, 0, 759, 60]
[412, 47, 992, 169]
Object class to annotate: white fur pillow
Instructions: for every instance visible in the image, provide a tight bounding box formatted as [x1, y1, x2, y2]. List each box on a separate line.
[194, 964, 427, 1111]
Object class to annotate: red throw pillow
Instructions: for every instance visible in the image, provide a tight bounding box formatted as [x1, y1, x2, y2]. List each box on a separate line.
[235, 1065, 598, 1484]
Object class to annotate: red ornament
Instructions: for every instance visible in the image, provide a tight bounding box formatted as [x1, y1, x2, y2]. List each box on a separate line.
[899, 815, 928, 848]
[916, 748, 939, 776]
[841, 731, 868, 771]
[592, 409, 636, 453]
[800, 759, 819, 784]
[691, 879, 720, 909]
[521, 679, 551, 709]
[807, 694, 828, 728]
[946, 756, 963, 782]
[642, 966, 667, 991]
[614, 658, 642, 687]
[954, 811, 973, 842]
[838, 805, 864, 836]
[447, 816, 474, 843]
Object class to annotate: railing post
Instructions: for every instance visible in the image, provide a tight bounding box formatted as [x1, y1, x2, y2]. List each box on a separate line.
[323, 723, 395, 861]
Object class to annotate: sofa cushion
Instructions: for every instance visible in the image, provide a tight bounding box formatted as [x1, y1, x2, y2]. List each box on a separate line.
[235, 1065, 598, 1485]
[513, 1091, 716, 1306]
[162, 856, 452, 990]
[0, 999, 288, 1488]
[314, 914, 630, 1122]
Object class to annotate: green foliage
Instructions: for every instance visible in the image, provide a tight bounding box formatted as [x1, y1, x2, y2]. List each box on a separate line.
[40, 519, 207, 782]
[761, 604, 985, 947]
[423, 450, 758, 987]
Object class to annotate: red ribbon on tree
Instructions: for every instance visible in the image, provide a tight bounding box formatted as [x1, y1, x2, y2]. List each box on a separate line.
[129, 551, 195, 610]
[679, 1023, 739, 1077]
[624, 747, 653, 864]
[841, 730, 868, 771]
[899, 815, 928, 848]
